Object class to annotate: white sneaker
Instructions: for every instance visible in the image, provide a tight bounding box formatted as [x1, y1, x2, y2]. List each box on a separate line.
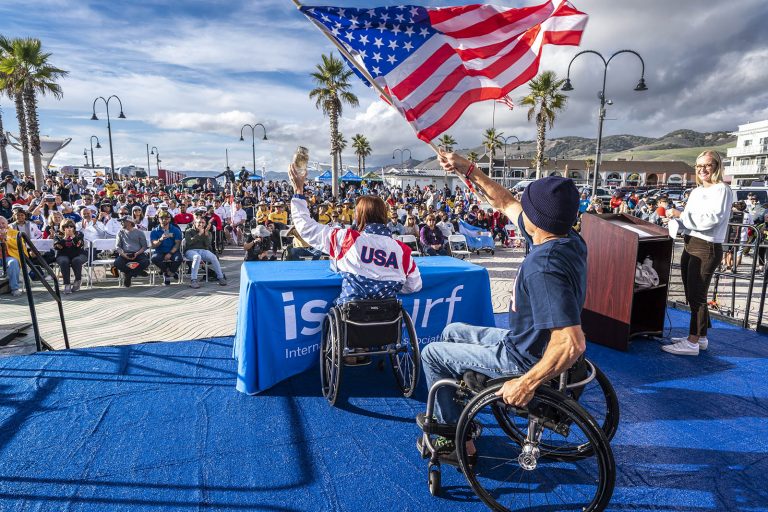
[662, 339, 699, 356]
[671, 336, 708, 351]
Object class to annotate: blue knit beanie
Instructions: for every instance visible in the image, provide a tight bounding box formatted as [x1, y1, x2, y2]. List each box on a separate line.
[521, 176, 579, 235]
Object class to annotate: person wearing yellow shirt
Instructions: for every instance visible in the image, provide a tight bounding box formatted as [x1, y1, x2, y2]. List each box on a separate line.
[255, 202, 270, 225]
[104, 179, 121, 198]
[268, 202, 288, 226]
[0, 216, 24, 296]
[317, 203, 332, 225]
[340, 201, 354, 225]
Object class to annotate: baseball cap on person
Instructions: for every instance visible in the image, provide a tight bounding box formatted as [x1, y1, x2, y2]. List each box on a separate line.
[520, 176, 579, 236]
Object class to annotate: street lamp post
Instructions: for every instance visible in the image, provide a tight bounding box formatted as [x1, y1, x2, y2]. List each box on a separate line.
[561, 50, 647, 197]
[392, 148, 411, 169]
[240, 123, 268, 181]
[502, 135, 521, 187]
[89, 136, 101, 169]
[150, 146, 160, 176]
[91, 95, 126, 181]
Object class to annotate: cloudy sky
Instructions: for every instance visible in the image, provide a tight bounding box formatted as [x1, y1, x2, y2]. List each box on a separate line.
[1, 0, 766, 174]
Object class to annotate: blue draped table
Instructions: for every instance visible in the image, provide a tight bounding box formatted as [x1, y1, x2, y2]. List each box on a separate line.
[234, 256, 496, 394]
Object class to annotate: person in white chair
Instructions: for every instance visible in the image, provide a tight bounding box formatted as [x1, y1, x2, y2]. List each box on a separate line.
[183, 217, 227, 289]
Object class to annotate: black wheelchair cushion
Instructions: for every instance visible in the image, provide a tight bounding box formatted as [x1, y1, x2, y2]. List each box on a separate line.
[462, 371, 514, 393]
[341, 299, 402, 349]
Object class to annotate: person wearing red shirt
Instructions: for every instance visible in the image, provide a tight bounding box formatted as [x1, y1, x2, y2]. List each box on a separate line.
[173, 203, 194, 226]
[609, 193, 623, 212]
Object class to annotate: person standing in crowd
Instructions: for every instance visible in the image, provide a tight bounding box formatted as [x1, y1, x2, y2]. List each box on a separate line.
[662, 150, 732, 356]
[150, 212, 183, 286]
[0, 216, 24, 296]
[114, 216, 149, 288]
[53, 219, 87, 294]
[184, 216, 227, 288]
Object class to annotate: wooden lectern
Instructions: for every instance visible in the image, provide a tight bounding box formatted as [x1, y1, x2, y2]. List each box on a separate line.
[580, 214, 673, 350]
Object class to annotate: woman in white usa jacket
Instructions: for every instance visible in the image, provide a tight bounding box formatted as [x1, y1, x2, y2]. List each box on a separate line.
[288, 164, 422, 304]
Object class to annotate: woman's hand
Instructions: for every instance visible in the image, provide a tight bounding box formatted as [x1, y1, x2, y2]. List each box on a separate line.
[288, 164, 305, 194]
[666, 208, 681, 219]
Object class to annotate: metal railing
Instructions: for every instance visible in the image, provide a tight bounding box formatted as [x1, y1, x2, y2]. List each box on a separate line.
[669, 222, 767, 330]
[16, 231, 70, 352]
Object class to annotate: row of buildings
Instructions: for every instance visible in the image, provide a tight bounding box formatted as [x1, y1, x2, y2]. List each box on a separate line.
[379, 119, 768, 191]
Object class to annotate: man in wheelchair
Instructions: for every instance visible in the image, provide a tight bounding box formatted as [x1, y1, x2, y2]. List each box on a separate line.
[423, 151, 587, 463]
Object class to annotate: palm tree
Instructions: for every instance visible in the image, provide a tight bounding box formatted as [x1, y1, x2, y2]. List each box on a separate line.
[482, 127, 503, 175]
[520, 70, 567, 179]
[0, 36, 29, 178]
[584, 157, 595, 183]
[467, 151, 479, 163]
[351, 133, 372, 176]
[309, 53, 359, 198]
[334, 132, 347, 171]
[0, 37, 68, 187]
[437, 133, 457, 152]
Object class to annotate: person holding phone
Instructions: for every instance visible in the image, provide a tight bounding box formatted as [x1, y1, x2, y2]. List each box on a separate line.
[150, 212, 182, 286]
[114, 216, 149, 287]
[53, 219, 87, 294]
[183, 216, 227, 288]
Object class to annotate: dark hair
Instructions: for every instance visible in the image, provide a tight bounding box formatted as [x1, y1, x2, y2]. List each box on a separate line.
[354, 195, 388, 232]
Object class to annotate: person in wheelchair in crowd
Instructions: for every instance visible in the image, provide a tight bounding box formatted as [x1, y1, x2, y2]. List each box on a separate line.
[422, 151, 587, 463]
[243, 225, 276, 261]
[288, 161, 423, 364]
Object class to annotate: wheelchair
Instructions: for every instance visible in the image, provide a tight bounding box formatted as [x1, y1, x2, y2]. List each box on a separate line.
[320, 298, 420, 406]
[417, 356, 618, 511]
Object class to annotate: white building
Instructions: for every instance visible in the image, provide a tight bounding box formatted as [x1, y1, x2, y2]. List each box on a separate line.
[382, 168, 464, 190]
[726, 120, 768, 185]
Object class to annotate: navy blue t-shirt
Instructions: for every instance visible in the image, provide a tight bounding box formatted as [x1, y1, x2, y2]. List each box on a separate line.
[505, 214, 587, 370]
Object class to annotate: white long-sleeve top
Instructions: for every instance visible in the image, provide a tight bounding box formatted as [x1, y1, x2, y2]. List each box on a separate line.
[679, 182, 733, 243]
[291, 195, 422, 303]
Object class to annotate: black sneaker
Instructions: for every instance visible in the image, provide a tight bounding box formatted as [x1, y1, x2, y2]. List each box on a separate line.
[124, 275, 132, 287]
[139, 270, 149, 278]
[164, 275, 171, 286]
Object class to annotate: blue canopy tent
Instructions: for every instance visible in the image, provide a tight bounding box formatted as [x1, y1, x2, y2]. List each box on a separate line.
[340, 171, 363, 183]
[315, 170, 332, 182]
[247, 175, 263, 181]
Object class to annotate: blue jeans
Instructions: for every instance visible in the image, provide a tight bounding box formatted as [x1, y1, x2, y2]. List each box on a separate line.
[287, 247, 322, 260]
[421, 322, 523, 424]
[3, 257, 21, 291]
[185, 249, 223, 280]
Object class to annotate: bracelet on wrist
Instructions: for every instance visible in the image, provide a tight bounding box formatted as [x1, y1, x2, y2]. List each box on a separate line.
[465, 163, 475, 178]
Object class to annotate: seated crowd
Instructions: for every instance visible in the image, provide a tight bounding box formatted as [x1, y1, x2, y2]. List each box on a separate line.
[0, 167, 519, 295]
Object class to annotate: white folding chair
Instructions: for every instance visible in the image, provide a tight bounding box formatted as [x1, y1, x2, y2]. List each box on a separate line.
[86, 239, 118, 288]
[505, 223, 527, 251]
[397, 235, 422, 256]
[144, 231, 158, 285]
[179, 238, 208, 284]
[448, 234, 472, 260]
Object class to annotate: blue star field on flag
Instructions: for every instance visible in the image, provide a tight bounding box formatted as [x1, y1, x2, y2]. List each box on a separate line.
[301, 5, 437, 80]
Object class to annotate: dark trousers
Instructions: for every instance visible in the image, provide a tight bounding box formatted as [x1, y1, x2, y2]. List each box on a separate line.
[681, 235, 722, 337]
[151, 251, 182, 274]
[56, 254, 87, 285]
[114, 254, 150, 277]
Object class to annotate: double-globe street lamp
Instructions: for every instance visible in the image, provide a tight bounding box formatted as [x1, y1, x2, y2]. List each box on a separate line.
[561, 50, 647, 197]
[151, 146, 160, 175]
[393, 148, 411, 170]
[91, 95, 126, 181]
[240, 123, 267, 181]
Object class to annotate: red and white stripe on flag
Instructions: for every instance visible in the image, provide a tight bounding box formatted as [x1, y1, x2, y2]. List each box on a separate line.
[496, 95, 516, 110]
[301, 0, 586, 142]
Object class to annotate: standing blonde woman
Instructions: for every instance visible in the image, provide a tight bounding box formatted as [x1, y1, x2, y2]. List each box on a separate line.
[663, 150, 732, 356]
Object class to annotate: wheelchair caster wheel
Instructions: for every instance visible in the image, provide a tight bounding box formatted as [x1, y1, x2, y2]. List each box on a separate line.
[428, 468, 441, 496]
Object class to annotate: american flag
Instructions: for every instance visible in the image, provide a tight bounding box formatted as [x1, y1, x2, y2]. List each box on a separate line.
[300, 1, 587, 143]
[496, 95, 516, 110]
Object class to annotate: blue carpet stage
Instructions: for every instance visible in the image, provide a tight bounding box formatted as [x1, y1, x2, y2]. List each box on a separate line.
[0, 309, 767, 511]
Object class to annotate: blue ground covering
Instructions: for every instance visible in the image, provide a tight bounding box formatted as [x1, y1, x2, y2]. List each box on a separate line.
[0, 308, 766, 511]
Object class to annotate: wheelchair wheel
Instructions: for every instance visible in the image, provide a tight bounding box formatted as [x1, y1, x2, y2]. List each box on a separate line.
[320, 308, 343, 406]
[492, 364, 619, 460]
[428, 467, 441, 496]
[456, 384, 615, 512]
[389, 311, 420, 398]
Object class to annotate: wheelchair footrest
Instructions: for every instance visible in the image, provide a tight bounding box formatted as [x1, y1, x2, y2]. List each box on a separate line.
[416, 412, 457, 438]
